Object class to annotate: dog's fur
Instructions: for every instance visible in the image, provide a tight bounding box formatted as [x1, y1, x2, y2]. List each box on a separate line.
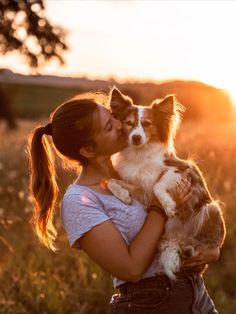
[108, 87, 226, 279]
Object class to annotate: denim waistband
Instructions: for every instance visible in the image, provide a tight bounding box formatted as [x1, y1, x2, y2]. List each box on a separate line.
[118, 271, 190, 295]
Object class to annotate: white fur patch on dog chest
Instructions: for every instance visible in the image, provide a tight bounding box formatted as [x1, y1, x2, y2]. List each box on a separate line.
[112, 143, 167, 189]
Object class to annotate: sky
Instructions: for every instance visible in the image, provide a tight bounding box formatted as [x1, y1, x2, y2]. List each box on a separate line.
[1, 0, 236, 100]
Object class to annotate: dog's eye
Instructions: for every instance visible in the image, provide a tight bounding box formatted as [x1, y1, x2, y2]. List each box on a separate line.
[142, 120, 151, 128]
[124, 121, 134, 127]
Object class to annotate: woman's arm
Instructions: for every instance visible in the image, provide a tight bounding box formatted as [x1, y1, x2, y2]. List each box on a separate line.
[79, 210, 165, 282]
[78, 172, 191, 282]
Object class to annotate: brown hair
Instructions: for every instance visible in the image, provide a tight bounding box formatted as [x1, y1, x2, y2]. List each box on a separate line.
[28, 92, 108, 251]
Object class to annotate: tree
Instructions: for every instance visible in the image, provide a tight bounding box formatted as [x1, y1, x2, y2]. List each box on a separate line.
[0, 0, 68, 68]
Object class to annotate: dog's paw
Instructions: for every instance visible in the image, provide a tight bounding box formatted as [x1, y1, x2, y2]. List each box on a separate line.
[156, 196, 177, 218]
[165, 204, 177, 217]
[119, 188, 132, 205]
[107, 179, 132, 205]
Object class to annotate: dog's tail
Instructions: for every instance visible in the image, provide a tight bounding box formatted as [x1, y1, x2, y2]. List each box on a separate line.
[184, 203, 210, 237]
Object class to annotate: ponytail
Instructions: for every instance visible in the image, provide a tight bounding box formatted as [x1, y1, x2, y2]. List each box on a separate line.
[27, 92, 105, 250]
[28, 125, 58, 251]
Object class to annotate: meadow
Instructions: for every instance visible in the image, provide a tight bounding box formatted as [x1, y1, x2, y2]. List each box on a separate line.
[0, 116, 236, 314]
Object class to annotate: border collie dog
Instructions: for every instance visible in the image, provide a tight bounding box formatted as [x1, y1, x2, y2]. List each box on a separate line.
[108, 87, 225, 279]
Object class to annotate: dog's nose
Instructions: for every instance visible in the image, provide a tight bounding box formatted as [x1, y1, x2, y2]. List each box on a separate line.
[132, 134, 142, 145]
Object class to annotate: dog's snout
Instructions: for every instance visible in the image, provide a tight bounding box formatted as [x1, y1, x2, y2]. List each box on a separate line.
[132, 134, 142, 145]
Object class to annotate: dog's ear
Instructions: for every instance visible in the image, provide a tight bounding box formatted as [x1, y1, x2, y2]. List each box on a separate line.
[151, 95, 175, 116]
[151, 95, 184, 144]
[152, 94, 185, 118]
[109, 86, 133, 120]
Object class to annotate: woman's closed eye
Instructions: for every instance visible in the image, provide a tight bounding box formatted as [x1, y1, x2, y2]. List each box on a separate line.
[106, 123, 113, 132]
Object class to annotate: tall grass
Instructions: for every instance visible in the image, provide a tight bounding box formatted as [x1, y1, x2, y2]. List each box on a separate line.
[0, 118, 235, 313]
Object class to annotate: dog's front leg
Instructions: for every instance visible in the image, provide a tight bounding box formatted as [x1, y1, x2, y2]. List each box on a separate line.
[107, 179, 141, 205]
[153, 169, 182, 217]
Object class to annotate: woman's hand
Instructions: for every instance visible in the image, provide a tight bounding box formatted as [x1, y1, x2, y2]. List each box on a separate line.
[182, 246, 220, 268]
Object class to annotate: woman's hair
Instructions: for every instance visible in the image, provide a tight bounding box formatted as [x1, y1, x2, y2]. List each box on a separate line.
[28, 91, 108, 251]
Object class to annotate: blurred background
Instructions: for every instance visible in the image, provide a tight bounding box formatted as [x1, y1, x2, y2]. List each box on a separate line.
[0, 0, 235, 313]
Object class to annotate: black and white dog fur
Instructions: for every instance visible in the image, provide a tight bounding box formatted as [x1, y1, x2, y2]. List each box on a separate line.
[108, 87, 226, 279]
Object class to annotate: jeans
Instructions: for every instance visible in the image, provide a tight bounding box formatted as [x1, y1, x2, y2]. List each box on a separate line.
[109, 272, 218, 314]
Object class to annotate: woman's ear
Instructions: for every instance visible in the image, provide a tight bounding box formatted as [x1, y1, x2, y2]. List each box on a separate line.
[79, 146, 95, 159]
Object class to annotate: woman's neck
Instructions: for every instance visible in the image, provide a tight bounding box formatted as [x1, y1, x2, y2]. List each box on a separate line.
[75, 157, 118, 187]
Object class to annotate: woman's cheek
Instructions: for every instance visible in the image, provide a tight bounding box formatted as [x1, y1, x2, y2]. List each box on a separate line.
[123, 125, 130, 135]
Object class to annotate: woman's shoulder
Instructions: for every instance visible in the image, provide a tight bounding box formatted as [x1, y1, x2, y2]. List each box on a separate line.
[60, 184, 111, 248]
[62, 184, 104, 206]
[61, 184, 109, 224]
[64, 183, 91, 194]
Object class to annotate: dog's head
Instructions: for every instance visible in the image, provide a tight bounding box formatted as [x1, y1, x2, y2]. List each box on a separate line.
[109, 86, 185, 149]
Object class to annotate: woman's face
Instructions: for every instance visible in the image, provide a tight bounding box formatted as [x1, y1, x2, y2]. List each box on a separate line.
[92, 105, 127, 156]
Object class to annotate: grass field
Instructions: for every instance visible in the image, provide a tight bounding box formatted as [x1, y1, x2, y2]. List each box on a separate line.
[0, 117, 236, 314]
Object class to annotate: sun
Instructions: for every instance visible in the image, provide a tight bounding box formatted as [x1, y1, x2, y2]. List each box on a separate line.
[226, 87, 236, 107]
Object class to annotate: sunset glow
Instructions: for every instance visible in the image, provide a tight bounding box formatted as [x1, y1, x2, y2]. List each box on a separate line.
[1, 0, 236, 103]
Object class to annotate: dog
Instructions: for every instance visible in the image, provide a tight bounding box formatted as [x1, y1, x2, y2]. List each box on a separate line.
[107, 87, 226, 279]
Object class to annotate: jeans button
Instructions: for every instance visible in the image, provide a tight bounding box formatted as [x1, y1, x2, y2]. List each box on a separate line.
[166, 286, 170, 290]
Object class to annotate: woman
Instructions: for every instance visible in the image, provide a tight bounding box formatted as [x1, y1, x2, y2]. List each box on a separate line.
[28, 91, 220, 313]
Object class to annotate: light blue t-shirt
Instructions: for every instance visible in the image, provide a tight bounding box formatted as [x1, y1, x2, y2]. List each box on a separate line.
[61, 184, 163, 287]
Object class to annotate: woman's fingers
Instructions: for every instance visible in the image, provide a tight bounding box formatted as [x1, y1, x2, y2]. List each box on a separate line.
[182, 256, 204, 268]
[181, 261, 204, 268]
[173, 177, 192, 206]
[182, 247, 220, 268]
[182, 190, 193, 203]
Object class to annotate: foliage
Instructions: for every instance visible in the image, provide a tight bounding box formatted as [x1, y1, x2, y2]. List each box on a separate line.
[0, 118, 236, 313]
[0, 0, 67, 68]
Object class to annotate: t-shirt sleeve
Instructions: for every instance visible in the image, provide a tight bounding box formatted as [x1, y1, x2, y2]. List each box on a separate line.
[61, 191, 111, 249]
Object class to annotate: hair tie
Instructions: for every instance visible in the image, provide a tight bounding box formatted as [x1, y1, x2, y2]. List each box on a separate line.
[44, 123, 52, 136]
